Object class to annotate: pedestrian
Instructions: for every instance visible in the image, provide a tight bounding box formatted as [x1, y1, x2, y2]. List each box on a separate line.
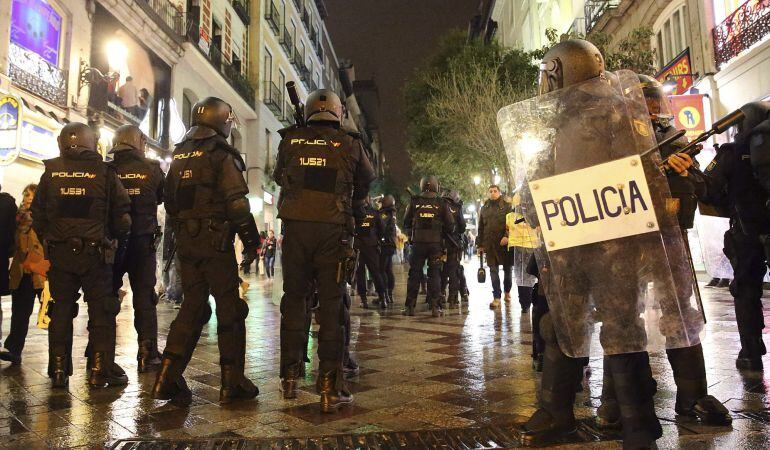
[701, 100, 770, 371]
[402, 176, 454, 317]
[441, 191, 466, 308]
[117, 76, 139, 118]
[379, 195, 397, 304]
[31, 122, 132, 389]
[138, 88, 152, 120]
[153, 97, 261, 406]
[354, 197, 387, 309]
[0, 184, 47, 365]
[477, 185, 512, 309]
[504, 193, 538, 312]
[262, 229, 277, 279]
[395, 227, 407, 264]
[106, 124, 165, 373]
[275, 88, 375, 413]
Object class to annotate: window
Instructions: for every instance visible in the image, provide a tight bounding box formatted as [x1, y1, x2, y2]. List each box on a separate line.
[653, 3, 688, 69]
[263, 48, 273, 84]
[278, 70, 286, 102]
[182, 93, 193, 128]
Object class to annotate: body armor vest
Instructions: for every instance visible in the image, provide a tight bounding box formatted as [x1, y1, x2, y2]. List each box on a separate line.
[167, 137, 226, 220]
[42, 156, 109, 242]
[410, 195, 444, 244]
[380, 207, 397, 247]
[112, 151, 161, 236]
[277, 127, 356, 225]
[356, 207, 380, 246]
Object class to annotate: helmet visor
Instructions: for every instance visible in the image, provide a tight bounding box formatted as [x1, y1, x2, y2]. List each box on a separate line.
[538, 59, 563, 96]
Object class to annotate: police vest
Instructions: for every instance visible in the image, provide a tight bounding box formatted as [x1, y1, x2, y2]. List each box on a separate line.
[276, 127, 355, 225]
[113, 152, 161, 236]
[411, 196, 444, 244]
[356, 209, 380, 246]
[380, 208, 397, 247]
[167, 137, 233, 221]
[42, 156, 109, 242]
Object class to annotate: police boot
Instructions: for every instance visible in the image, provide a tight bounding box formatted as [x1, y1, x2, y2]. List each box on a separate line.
[431, 297, 444, 317]
[88, 352, 128, 388]
[152, 356, 193, 407]
[521, 314, 582, 447]
[50, 355, 69, 388]
[606, 353, 662, 449]
[318, 370, 353, 413]
[280, 364, 301, 399]
[596, 356, 621, 429]
[378, 293, 387, 310]
[220, 365, 259, 404]
[667, 345, 731, 426]
[138, 340, 162, 373]
[736, 335, 766, 371]
[359, 294, 368, 309]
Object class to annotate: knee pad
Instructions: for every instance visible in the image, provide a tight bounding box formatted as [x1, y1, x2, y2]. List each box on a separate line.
[540, 312, 558, 345]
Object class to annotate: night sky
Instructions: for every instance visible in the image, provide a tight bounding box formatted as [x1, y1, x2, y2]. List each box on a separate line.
[324, 0, 480, 188]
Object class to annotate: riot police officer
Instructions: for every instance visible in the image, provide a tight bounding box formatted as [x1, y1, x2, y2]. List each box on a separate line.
[596, 75, 731, 428]
[354, 197, 387, 309]
[153, 97, 261, 406]
[702, 101, 770, 371]
[379, 195, 397, 305]
[403, 176, 454, 317]
[107, 125, 165, 372]
[275, 89, 375, 413]
[31, 122, 132, 389]
[441, 191, 466, 308]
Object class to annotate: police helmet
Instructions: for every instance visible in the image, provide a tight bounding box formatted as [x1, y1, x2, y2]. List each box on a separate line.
[539, 39, 605, 95]
[191, 97, 235, 138]
[638, 74, 674, 127]
[420, 176, 439, 193]
[737, 101, 770, 138]
[110, 124, 147, 154]
[444, 190, 461, 205]
[381, 194, 395, 208]
[305, 89, 344, 124]
[58, 122, 97, 153]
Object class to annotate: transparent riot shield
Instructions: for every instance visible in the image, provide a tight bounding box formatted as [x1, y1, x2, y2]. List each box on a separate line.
[497, 70, 704, 358]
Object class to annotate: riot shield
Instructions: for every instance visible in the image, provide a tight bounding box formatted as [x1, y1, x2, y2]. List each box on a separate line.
[497, 70, 704, 358]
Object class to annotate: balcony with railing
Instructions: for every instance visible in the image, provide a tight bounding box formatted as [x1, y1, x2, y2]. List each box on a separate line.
[713, 0, 770, 68]
[231, 0, 250, 25]
[301, 9, 310, 28]
[263, 81, 282, 114]
[265, 2, 281, 36]
[183, 16, 256, 107]
[280, 26, 294, 55]
[291, 48, 304, 71]
[281, 101, 294, 126]
[7, 43, 67, 106]
[584, 0, 620, 34]
[138, 0, 186, 36]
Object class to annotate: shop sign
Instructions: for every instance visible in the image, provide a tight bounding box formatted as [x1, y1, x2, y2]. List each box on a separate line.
[656, 48, 694, 96]
[670, 94, 706, 139]
[0, 95, 22, 166]
[20, 121, 57, 162]
[198, 28, 211, 55]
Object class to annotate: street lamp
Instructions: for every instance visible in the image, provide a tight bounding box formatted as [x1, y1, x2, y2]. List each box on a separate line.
[106, 40, 128, 73]
[493, 174, 501, 185]
[473, 175, 481, 185]
[467, 204, 476, 213]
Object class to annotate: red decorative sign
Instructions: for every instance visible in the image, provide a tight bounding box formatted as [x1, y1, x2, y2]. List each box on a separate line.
[670, 94, 706, 139]
[656, 48, 694, 95]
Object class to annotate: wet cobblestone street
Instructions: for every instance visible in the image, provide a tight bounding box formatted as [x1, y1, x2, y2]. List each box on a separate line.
[1, 262, 769, 449]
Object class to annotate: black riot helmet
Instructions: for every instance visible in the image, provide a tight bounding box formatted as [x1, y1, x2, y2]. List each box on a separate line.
[420, 176, 439, 193]
[539, 39, 605, 95]
[305, 89, 344, 124]
[638, 74, 674, 128]
[444, 190, 461, 205]
[110, 124, 147, 154]
[191, 97, 235, 138]
[737, 101, 770, 139]
[381, 194, 395, 208]
[58, 122, 97, 154]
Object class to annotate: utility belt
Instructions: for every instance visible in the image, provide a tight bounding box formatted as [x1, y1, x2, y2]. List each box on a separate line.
[46, 237, 118, 264]
[337, 232, 359, 285]
[174, 217, 234, 251]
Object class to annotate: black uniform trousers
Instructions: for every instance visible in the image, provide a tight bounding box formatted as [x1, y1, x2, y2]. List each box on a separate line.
[281, 220, 347, 376]
[47, 243, 118, 376]
[163, 225, 247, 369]
[442, 246, 462, 302]
[355, 244, 384, 296]
[114, 235, 158, 344]
[406, 243, 443, 307]
[724, 227, 768, 357]
[380, 246, 395, 292]
[4, 274, 42, 356]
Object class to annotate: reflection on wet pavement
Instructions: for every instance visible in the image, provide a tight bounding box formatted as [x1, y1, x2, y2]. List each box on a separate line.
[1, 262, 769, 449]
